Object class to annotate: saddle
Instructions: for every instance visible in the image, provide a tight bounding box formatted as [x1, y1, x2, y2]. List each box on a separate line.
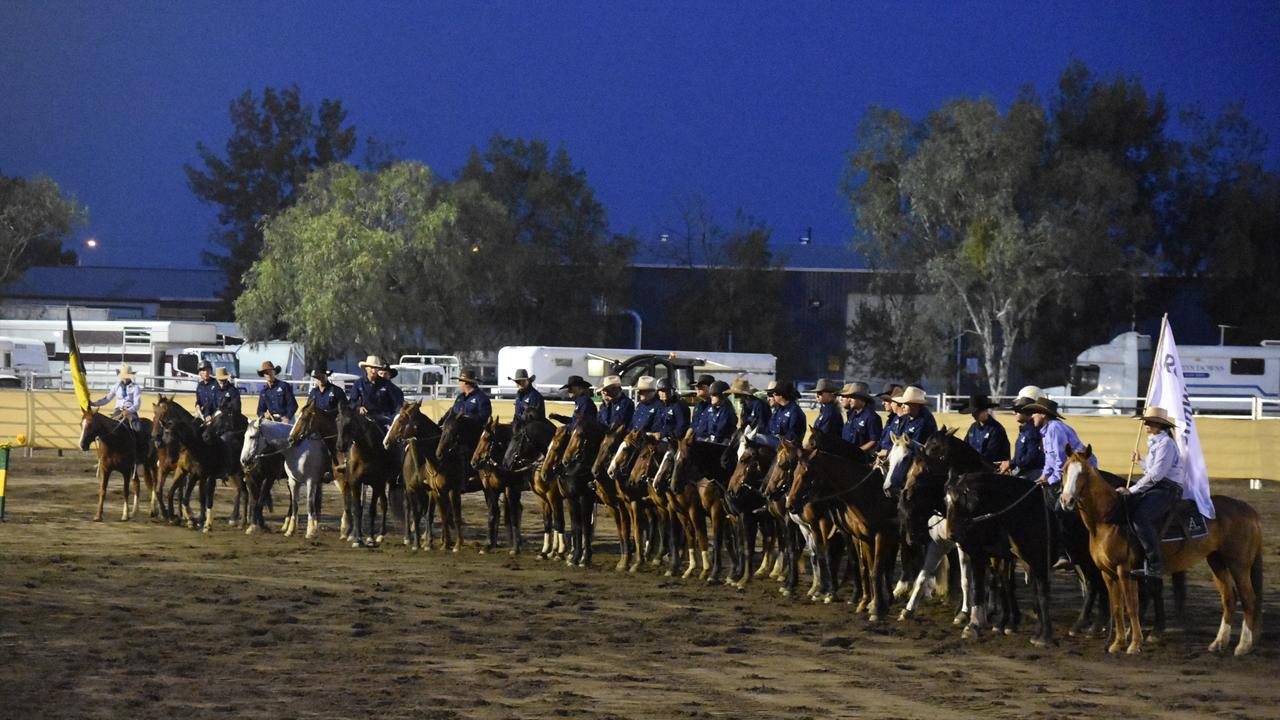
[1159, 499, 1209, 543]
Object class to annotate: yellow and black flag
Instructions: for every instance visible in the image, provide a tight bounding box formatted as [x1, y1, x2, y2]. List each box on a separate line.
[66, 309, 92, 411]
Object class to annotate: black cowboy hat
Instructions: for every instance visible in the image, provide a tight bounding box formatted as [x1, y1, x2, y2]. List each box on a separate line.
[690, 374, 716, 389]
[1020, 398, 1061, 419]
[773, 381, 800, 401]
[197, 361, 214, 374]
[709, 380, 731, 396]
[559, 375, 591, 391]
[256, 361, 282, 377]
[455, 369, 479, 385]
[381, 366, 398, 379]
[876, 383, 903, 400]
[959, 394, 998, 414]
[508, 368, 536, 383]
[309, 368, 332, 380]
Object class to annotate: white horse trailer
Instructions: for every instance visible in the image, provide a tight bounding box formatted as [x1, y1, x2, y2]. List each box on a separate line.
[496, 346, 777, 397]
[0, 336, 50, 387]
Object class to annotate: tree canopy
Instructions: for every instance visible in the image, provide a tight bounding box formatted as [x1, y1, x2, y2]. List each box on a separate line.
[0, 174, 86, 287]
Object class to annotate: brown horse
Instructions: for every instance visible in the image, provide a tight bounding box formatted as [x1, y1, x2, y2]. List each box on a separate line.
[332, 404, 396, 547]
[624, 434, 701, 577]
[384, 402, 442, 551]
[528, 424, 570, 559]
[762, 439, 816, 597]
[667, 431, 736, 585]
[588, 422, 635, 570]
[1061, 447, 1263, 655]
[471, 416, 526, 555]
[153, 395, 239, 533]
[727, 435, 785, 588]
[79, 408, 156, 522]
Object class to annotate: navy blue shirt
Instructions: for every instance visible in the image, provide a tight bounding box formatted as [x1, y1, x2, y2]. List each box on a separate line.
[347, 375, 404, 416]
[739, 396, 770, 434]
[814, 401, 841, 435]
[694, 401, 737, 442]
[568, 394, 597, 428]
[656, 399, 691, 441]
[514, 386, 545, 424]
[216, 381, 241, 416]
[629, 398, 661, 433]
[195, 377, 221, 418]
[257, 380, 298, 422]
[451, 388, 493, 426]
[599, 395, 635, 431]
[767, 402, 807, 444]
[306, 382, 347, 414]
[898, 408, 938, 447]
[965, 417, 1011, 464]
[1012, 421, 1045, 475]
[879, 412, 904, 452]
[690, 399, 711, 435]
[842, 404, 883, 447]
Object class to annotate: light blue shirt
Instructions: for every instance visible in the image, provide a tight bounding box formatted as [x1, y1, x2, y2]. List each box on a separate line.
[93, 381, 142, 415]
[1040, 418, 1093, 484]
[1132, 432, 1184, 494]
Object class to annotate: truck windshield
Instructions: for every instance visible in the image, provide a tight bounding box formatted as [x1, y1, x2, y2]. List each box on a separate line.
[1070, 364, 1100, 396]
[201, 351, 238, 374]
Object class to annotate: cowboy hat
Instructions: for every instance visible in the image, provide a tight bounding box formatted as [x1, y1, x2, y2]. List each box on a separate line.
[634, 376, 657, 392]
[1138, 406, 1177, 429]
[656, 377, 675, 393]
[508, 368, 536, 383]
[309, 368, 332, 380]
[876, 383, 904, 400]
[358, 355, 389, 370]
[256, 361, 281, 377]
[773, 381, 800, 401]
[814, 378, 841, 394]
[765, 380, 778, 396]
[1021, 398, 1061, 419]
[891, 386, 928, 406]
[214, 367, 232, 381]
[1015, 385, 1046, 403]
[197, 361, 213, 374]
[959, 394, 998, 414]
[380, 366, 399, 379]
[728, 377, 755, 397]
[455, 369, 479, 385]
[116, 363, 135, 380]
[839, 381, 876, 403]
[690, 374, 716, 389]
[559, 374, 592, 391]
[709, 380, 730, 396]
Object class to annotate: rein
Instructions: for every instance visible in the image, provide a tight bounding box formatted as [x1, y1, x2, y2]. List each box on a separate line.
[969, 481, 1042, 524]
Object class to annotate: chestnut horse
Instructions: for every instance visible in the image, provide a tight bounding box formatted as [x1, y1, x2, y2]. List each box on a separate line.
[334, 403, 397, 547]
[588, 422, 640, 571]
[384, 402, 443, 550]
[80, 408, 155, 522]
[471, 416, 526, 555]
[504, 417, 564, 559]
[727, 435, 785, 588]
[1061, 447, 1263, 655]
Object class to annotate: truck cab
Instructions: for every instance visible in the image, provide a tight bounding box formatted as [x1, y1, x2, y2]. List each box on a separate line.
[597, 353, 700, 392]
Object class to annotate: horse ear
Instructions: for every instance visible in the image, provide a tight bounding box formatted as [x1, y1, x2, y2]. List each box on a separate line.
[1084, 444, 1093, 458]
[1065, 443, 1075, 458]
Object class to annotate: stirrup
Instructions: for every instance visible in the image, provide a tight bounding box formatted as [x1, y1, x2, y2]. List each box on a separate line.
[1129, 563, 1163, 579]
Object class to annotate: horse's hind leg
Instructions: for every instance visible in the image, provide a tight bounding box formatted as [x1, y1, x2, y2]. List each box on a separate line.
[1232, 551, 1262, 656]
[481, 487, 500, 553]
[507, 486, 524, 555]
[376, 483, 388, 546]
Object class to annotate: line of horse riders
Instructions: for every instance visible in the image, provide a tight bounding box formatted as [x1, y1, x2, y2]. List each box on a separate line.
[78, 353, 1262, 657]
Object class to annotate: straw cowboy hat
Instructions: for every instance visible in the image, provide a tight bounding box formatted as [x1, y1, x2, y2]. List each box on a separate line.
[455, 369, 479, 385]
[960, 394, 999, 414]
[358, 355, 390, 370]
[891, 386, 929, 406]
[634, 376, 657, 392]
[559, 375, 591, 391]
[214, 367, 232, 381]
[1138, 406, 1177, 429]
[728, 377, 755, 397]
[839, 381, 876, 403]
[765, 380, 778, 396]
[1015, 385, 1046, 403]
[116, 363, 135, 380]
[814, 378, 841, 394]
[597, 375, 622, 394]
[1021, 398, 1061, 419]
[256, 361, 281, 377]
[508, 368, 536, 383]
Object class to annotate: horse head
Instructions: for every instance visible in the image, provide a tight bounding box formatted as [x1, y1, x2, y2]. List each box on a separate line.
[471, 415, 504, 470]
[764, 439, 800, 496]
[899, 453, 943, 547]
[240, 418, 263, 468]
[1058, 444, 1095, 512]
[606, 428, 644, 483]
[882, 432, 914, 495]
[503, 416, 552, 472]
[786, 446, 821, 511]
[78, 407, 100, 451]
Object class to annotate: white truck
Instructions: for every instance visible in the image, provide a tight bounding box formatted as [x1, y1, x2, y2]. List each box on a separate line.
[393, 354, 461, 397]
[1045, 330, 1280, 414]
[0, 336, 50, 388]
[496, 346, 777, 398]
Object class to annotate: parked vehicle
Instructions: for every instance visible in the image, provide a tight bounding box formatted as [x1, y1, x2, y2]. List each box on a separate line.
[496, 346, 776, 398]
[0, 336, 50, 387]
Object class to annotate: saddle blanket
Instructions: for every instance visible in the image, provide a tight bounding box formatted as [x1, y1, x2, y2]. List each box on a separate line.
[1162, 506, 1209, 542]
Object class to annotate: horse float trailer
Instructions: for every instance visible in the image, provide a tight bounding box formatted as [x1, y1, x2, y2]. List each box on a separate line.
[496, 346, 777, 398]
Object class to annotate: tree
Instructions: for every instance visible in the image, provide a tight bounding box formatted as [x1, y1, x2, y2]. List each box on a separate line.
[0, 174, 86, 287]
[459, 135, 634, 345]
[186, 85, 357, 308]
[846, 93, 1142, 396]
[234, 162, 459, 362]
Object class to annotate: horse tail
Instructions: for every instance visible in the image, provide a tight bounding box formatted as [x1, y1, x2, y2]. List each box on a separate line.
[1251, 546, 1264, 618]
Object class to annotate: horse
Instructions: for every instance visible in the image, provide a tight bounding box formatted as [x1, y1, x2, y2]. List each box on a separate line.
[790, 446, 897, 619]
[559, 418, 606, 567]
[667, 432, 738, 585]
[471, 416, 526, 555]
[1061, 446, 1263, 655]
[79, 407, 156, 522]
[527, 423, 569, 560]
[384, 402, 443, 550]
[153, 396, 237, 534]
[151, 396, 195, 524]
[608, 427, 676, 572]
[241, 419, 326, 539]
[761, 439, 816, 597]
[945, 469, 1056, 647]
[898, 452, 975, 625]
[727, 435, 785, 588]
[587, 422, 637, 571]
[623, 433, 704, 578]
[333, 403, 397, 547]
[206, 408, 275, 534]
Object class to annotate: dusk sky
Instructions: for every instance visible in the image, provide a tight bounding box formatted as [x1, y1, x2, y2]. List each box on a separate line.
[3, 2, 1279, 268]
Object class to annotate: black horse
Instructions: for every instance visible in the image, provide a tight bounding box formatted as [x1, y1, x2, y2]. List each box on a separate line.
[559, 418, 607, 568]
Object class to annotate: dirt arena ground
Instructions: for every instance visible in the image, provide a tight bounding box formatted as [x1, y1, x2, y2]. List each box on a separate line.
[1, 453, 1278, 719]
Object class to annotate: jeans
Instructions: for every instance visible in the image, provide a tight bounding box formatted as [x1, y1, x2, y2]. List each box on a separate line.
[1132, 481, 1180, 570]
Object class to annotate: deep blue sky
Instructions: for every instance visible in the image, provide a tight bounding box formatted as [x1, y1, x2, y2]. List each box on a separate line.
[3, 2, 1279, 268]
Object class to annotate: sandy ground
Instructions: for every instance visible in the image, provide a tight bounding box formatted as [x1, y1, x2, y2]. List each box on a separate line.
[1, 453, 1278, 720]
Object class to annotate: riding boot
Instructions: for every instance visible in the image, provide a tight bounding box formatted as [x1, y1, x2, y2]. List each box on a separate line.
[1129, 484, 1176, 577]
[1130, 519, 1164, 577]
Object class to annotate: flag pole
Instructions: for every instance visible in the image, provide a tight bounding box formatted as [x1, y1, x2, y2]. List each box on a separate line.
[1126, 313, 1168, 488]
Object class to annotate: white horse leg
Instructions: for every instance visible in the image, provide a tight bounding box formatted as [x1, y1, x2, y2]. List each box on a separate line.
[306, 478, 320, 540]
[1209, 618, 1232, 653]
[957, 547, 974, 622]
[1237, 619, 1255, 656]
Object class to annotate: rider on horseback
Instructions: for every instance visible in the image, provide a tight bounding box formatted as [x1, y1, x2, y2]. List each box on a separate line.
[348, 355, 404, 431]
[194, 362, 221, 422]
[812, 379, 842, 435]
[876, 386, 935, 462]
[749, 381, 805, 448]
[960, 394, 1010, 466]
[306, 369, 347, 415]
[693, 380, 736, 443]
[90, 363, 144, 435]
[628, 376, 662, 433]
[690, 374, 715, 431]
[256, 361, 298, 423]
[839, 381, 882, 456]
[655, 378, 690, 441]
[1120, 406, 1185, 578]
[450, 369, 492, 425]
[549, 375, 596, 427]
[597, 375, 634, 431]
[1001, 386, 1045, 480]
[510, 368, 545, 430]
[213, 367, 241, 414]
[731, 377, 770, 434]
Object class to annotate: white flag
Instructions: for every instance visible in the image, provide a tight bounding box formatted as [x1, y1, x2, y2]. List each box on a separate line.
[1146, 319, 1215, 518]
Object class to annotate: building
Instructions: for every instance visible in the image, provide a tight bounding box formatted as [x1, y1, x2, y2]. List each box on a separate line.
[1, 265, 226, 321]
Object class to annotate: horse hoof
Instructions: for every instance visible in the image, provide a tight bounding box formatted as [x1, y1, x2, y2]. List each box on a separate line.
[1003, 627, 1015, 636]
[953, 612, 968, 626]
[244, 526, 256, 536]
[823, 595, 833, 605]
[898, 610, 912, 622]
[1144, 631, 1161, 645]
[1108, 643, 1124, 655]
[780, 588, 794, 598]
[1030, 637, 1047, 648]
[868, 613, 881, 623]
[1126, 644, 1142, 655]
[961, 625, 979, 640]
[352, 542, 362, 549]
[1235, 643, 1254, 657]
[663, 570, 674, 578]
[577, 559, 588, 568]
[478, 548, 487, 555]
[509, 549, 518, 557]
[628, 565, 640, 575]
